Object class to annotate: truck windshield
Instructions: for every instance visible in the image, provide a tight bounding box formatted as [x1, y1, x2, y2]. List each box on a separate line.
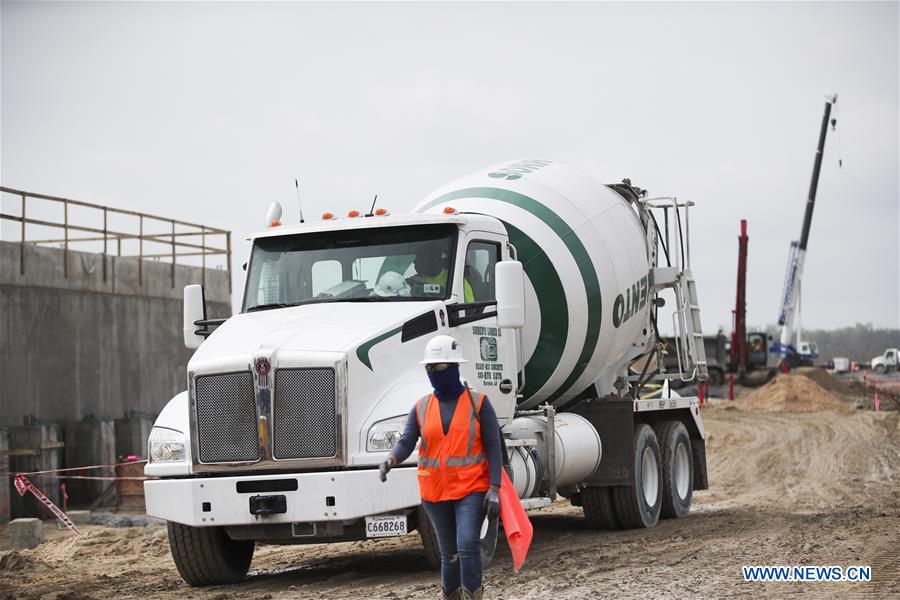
[242, 224, 457, 312]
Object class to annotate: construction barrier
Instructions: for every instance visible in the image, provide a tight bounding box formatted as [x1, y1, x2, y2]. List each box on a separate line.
[1, 458, 152, 536]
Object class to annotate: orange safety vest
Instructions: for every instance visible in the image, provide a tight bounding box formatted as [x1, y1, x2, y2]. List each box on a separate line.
[416, 388, 490, 502]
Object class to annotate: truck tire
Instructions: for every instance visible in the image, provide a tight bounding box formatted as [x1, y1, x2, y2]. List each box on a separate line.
[167, 521, 254, 586]
[654, 421, 693, 519]
[613, 424, 662, 529]
[581, 486, 620, 530]
[417, 506, 441, 571]
[875, 364, 886, 375]
[708, 368, 724, 387]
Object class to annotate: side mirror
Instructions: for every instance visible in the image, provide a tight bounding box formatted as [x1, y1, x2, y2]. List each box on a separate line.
[183, 284, 206, 349]
[495, 261, 525, 329]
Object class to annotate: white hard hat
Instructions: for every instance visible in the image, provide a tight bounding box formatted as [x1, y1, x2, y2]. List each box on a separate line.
[420, 334, 467, 364]
[373, 271, 410, 297]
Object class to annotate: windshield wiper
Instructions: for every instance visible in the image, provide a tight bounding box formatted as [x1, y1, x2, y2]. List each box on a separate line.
[246, 302, 299, 312]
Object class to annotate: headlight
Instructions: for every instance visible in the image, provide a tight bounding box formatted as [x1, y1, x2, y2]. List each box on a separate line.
[366, 415, 407, 452]
[149, 427, 187, 463]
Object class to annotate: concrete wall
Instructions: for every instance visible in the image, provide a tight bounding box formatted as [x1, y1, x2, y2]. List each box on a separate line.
[0, 241, 231, 427]
[63, 419, 116, 503]
[0, 434, 9, 522]
[115, 416, 154, 459]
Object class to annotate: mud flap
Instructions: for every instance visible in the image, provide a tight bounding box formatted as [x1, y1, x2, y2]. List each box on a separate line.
[692, 438, 709, 490]
[570, 398, 634, 486]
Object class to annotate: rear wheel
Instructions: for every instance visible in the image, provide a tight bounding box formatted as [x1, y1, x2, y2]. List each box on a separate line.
[167, 522, 254, 586]
[582, 486, 620, 530]
[613, 424, 662, 529]
[708, 368, 724, 387]
[655, 421, 694, 519]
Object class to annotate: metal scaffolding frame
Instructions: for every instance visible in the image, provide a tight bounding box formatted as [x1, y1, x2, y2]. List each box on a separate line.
[0, 186, 232, 291]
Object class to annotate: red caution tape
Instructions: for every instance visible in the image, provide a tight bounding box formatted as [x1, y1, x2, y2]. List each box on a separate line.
[0, 458, 152, 481]
[14, 474, 81, 536]
[0, 473, 151, 481]
[15, 458, 147, 476]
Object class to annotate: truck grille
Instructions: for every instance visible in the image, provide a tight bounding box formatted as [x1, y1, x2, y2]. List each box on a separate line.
[273, 368, 337, 460]
[194, 371, 259, 463]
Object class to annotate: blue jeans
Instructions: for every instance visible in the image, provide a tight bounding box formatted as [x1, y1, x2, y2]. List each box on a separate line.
[422, 492, 485, 593]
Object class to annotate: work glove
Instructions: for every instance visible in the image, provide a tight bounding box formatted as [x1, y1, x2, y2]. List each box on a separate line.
[378, 456, 395, 482]
[483, 485, 500, 519]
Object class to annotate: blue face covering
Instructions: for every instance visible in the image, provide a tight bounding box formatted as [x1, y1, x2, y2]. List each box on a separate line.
[427, 364, 465, 403]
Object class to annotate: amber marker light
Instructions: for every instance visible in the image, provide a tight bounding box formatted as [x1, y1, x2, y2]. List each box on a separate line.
[321, 212, 335, 220]
[443, 206, 458, 215]
[348, 210, 361, 218]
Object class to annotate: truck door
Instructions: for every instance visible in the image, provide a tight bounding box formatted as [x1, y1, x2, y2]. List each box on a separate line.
[450, 234, 519, 423]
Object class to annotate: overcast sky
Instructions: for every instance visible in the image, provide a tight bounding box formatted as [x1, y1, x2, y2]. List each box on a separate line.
[2, 1, 898, 332]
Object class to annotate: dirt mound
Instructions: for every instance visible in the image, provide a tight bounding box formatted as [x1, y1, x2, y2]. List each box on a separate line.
[793, 367, 857, 397]
[740, 373, 853, 413]
[30, 528, 170, 563]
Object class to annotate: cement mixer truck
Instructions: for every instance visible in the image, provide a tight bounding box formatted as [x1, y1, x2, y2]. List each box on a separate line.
[144, 159, 710, 586]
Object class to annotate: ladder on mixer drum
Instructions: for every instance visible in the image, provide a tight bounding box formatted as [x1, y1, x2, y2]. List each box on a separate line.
[644, 195, 709, 383]
[671, 269, 709, 382]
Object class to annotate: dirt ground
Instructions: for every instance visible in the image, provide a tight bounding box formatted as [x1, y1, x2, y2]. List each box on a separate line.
[2, 374, 899, 599]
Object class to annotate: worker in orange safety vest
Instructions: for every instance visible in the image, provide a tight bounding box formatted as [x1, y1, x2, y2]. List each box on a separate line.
[379, 334, 503, 600]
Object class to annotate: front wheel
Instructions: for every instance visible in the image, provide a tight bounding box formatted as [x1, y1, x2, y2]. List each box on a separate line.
[167, 522, 254, 586]
[418, 504, 498, 571]
[875, 364, 886, 375]
[417, 506, 441, 571]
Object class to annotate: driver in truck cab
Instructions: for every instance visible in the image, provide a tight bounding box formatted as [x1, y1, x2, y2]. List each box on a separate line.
[379, 335, 502, 600]
[412, 245, 475, 303]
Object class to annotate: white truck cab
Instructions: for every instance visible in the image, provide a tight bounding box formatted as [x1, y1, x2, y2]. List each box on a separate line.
[871, 348, 899, 374]
[147, 212, 523, 520]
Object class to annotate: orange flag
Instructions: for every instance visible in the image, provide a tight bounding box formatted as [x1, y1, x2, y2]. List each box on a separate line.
[499, 468, 533, 572]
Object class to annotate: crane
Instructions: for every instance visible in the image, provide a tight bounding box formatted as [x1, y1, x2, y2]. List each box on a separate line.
[771, 94, 838, 367]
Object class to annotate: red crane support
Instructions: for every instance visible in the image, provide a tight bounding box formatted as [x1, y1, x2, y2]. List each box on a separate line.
[731, 219, 748, 379]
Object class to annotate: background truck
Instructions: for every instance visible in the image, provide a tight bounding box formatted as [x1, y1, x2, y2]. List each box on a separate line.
[144, 159, 710, 585]
[871, 348, 899, 374]
[662, 334, 727, 387]
[832, 357, 851, 373]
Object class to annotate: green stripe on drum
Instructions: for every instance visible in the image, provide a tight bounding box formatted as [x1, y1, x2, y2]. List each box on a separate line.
[418, 187, 602, 402]
[501, 221, 568, 400]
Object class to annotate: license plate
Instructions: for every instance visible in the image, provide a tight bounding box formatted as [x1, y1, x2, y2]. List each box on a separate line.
[365, 515, 407, 538]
